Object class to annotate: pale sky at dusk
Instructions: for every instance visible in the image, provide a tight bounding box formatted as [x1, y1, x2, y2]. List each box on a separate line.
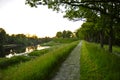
[0, 0, 84, 37]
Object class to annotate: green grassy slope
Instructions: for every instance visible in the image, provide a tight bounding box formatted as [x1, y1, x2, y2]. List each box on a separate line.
[2, 41, 79, 80]
[80, 41, 120, 80]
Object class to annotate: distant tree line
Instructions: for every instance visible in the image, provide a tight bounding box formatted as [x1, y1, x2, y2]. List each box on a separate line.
[0, 28, 51, 57]
[6, 34, 39, 46]
[0, 28, 51, 46]
[56, 30, 75, 38]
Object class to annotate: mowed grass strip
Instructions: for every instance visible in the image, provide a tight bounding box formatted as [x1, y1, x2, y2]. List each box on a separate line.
[80, 41, 120, 80]
[3, 41, 79, 80]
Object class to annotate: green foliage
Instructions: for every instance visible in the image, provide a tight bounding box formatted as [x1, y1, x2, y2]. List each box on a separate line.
[2, 41, 79, 80]
[4, 32, 52, 47]
[56, 30, 73, 38]
[56, 31, 62, 38]
[76, 22, 98, 42]
[0, 28, 6, 45]
[104, 45, 120, 55]
[7, 34, 40, 46]
[0, 28, 7, 57]
[80, 41, 120, 80]
[0, 56, 31, 69]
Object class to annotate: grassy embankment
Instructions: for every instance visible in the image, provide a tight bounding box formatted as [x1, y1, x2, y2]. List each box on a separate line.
[80, 41, 120, 80]
[41, 38, 78, 46]
[1, 41, 79, 80]
[0, 38, 78, 69]
[0, 48, 51, 69]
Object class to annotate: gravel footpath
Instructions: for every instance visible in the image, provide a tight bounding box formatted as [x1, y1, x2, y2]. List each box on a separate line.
[51, 41, 82, 80]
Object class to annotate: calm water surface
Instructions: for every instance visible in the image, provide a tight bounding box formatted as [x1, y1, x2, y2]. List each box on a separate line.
[5, 45, 50, 58]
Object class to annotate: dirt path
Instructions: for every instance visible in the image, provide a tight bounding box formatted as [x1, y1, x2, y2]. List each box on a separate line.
[51, 41, 82, 80]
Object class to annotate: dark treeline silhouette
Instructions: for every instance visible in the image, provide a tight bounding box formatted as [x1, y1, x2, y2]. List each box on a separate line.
[0, 28, 51, 57]
[56, 30, 75, 38]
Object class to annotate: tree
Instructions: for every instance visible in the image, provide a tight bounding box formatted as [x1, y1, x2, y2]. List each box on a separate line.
[0, 28, 6, 45]
[0, 28, 6, 57]
[56, 31, 62, 38]
[56, 30, 73, 38]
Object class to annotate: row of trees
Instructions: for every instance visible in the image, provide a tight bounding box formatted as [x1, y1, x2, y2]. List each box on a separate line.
[56, 30, 74, 38]
[6, 34, 39, 46]
[0, 28, 51, 57]
[75, 17, 120, 46]
[0, 28, 40, 46]
[26, 0, 120, 52]
[0, 28, 52, 46]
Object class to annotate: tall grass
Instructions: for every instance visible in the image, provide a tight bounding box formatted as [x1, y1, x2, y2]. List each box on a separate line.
[104, 45, 120, 54]
[28, 49, 50, 57]
[80, 41, 120, 80]
[52, 38, 78, 43]
[0, 49, 51, 69]
[2, 41, 79, 80]
[40, 41, 61, 46]
[41, 38, 78, 46]
[0, 56, 31, 69]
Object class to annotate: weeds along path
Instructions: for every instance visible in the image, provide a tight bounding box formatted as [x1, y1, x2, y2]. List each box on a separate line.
[51, 41, 82, 80]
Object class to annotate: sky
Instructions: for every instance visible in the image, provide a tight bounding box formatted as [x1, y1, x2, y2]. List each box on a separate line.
[0, 0, 84, 37]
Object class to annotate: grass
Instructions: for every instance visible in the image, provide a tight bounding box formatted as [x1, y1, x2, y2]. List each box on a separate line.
[0, 38, 78, 77]
[40, 41, 61, 46]
[0, 56, 31, 69]
[2, 41, 79, 80]
[104, 45, 120, 54]
[113, 46, 120, 54]
[52, 38, 78, 43]
[80, 41, 120, 80]
[41, 38, 78, 46]
[28, 49, 50, 56]
[0, 44, 59, 69]
[0, 48, 51, 69]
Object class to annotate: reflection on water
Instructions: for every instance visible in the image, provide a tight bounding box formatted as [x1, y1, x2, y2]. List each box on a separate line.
[5, 45, 50, 58]
[37, 45, 50, 50]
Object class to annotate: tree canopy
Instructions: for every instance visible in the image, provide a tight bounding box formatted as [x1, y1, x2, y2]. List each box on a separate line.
[56, 30, 73, 38]
[0, 28, 6, 45]
[26, 0, 120, 20]
[26, 0, 120, 52]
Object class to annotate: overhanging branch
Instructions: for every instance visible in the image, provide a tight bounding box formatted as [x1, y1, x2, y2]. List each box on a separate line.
[61, 1, 120, 21]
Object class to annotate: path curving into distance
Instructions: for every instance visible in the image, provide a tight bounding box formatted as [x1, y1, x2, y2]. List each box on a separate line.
[51, 41, 82, 80]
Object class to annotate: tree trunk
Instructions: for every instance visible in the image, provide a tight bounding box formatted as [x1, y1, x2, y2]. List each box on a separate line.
[109, 22, 113, 53]
[100, 31, 104, 48]
[0, 45, 4, 57]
